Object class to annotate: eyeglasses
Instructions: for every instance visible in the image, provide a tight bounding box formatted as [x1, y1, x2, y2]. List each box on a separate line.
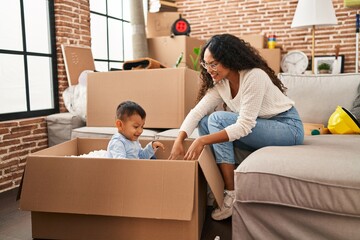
[200, 61, 219, 70]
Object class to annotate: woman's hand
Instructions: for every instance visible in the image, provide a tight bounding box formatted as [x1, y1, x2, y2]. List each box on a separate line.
[184, 138, 205, 160]
[168, 131, 188, 160]
[183, 131, 228, 160]
[168, 140, 185, 160]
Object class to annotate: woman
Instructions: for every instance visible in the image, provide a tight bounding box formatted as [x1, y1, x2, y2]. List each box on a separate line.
[168, 34, 304, 220]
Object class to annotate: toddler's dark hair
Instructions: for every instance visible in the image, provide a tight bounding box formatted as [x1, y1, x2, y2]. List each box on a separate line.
[116, 101, 146, 120]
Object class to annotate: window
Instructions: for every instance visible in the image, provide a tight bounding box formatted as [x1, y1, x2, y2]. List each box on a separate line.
[0, 0, 58, 121]
[90, 0, 131, 71]
[90, 0, 147, 71]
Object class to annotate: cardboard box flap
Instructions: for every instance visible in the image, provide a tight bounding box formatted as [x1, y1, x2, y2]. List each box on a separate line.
[20, 156, 196, 221]
[61, 45, 95, 86]
[25, 138, 111, 157]
[197, 146, 224, 207]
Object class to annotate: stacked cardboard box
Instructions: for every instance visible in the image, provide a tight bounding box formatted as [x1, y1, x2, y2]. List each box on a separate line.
[86, 67, 200, 129]
[146, 12, 180, 38]
[240, 34, 281, 74]
[148, 35, 205, 70]
[146, 11, 205, 70]
[149, 0, 177, 13]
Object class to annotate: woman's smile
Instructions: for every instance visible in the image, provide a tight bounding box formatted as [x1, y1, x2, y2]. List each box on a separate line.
[210, 70, 223, 84]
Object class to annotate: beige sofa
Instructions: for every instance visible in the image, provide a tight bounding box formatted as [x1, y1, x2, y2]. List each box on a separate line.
[233, 73, 360, 239]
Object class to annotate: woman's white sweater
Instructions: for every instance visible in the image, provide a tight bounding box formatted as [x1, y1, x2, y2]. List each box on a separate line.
[179, 68, 294, 141]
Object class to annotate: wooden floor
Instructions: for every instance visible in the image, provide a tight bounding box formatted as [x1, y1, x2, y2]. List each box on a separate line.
[0, 188, 231, 240]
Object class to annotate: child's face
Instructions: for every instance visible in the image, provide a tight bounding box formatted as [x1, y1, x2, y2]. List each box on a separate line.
[116, 114, 145, 141]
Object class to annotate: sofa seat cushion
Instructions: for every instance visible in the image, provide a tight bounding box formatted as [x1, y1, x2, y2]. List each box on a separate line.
[71, 127, 160, 140]
[235, 135, 360, 217]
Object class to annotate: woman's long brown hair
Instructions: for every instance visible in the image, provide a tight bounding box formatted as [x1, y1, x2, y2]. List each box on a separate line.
[197, 34, 286, 102]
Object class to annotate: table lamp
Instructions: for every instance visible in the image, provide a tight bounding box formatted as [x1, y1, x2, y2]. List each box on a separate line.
[291, 0, 338, 73]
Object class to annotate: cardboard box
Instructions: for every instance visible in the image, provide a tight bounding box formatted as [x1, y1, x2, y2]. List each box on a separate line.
[148, 36, 206, 70]
[258, 48, 281, 75]
[61, 45, 95, 86]
[237, 35, 281, 74]
[20, 138, 224, 240]
[146, 12, 180, 38]
[86, 68, 200, 129]
[240, 34, 267, 49]
[148, 0, 177, 13]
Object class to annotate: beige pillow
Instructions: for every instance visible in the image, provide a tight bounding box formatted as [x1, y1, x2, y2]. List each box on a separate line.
[279, 73, 360, 126]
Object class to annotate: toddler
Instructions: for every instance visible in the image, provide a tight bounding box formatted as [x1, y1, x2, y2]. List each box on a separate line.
[107, 101, 164, 159]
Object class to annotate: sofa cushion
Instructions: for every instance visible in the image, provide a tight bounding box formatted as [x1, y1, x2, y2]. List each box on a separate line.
[47, 113, 86, 147]
[235, 135, 360, 217]
[279, 73, 360, 126]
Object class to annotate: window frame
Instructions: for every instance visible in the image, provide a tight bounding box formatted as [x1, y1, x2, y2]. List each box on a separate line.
[90, 0, 130, 71]
[0, 0, 58, 121]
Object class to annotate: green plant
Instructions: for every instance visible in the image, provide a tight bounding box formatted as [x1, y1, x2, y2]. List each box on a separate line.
[190, 46, 202, 71]
[318, 62, 331, 71]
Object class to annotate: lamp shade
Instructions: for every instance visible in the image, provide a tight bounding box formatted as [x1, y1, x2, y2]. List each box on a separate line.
[291, 0, 338, 28]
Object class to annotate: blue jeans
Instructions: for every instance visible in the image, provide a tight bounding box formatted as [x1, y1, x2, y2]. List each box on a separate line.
[198, 107, 304, 164]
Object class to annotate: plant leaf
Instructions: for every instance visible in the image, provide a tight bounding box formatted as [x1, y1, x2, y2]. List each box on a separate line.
[193, 47, 200, 56]
[190, 55, 195, 64]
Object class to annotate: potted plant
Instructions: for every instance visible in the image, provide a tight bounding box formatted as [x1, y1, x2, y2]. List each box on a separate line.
[190, 46, 202, 71]
[318, 62, 331, 74]
[175, 46, 202, 71]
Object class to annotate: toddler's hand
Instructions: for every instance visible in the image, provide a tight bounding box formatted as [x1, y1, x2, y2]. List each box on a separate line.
[152, 141, 165, 152]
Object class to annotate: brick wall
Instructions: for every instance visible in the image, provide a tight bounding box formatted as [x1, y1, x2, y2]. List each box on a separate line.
[177, 0, 359, 73]
[0, 118, 48, 191]
[55, 0, 91, 112]
[0, 0, 91, 193]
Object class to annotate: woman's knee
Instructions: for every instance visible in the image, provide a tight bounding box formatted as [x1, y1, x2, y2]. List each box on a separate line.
[208, 111, 237, 130]
[208, 111, 225, 127]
